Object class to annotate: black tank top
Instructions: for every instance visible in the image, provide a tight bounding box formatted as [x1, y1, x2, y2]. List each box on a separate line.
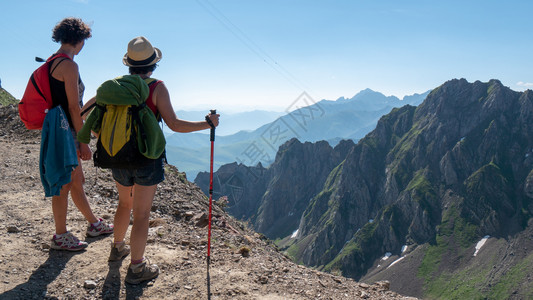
[49, 57, 84, 129]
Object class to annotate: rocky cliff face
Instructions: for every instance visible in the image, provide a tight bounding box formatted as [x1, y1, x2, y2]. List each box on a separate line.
[197, 79, 533, 298]
[195, 161, 270, 222]
[293, 79, 533, 278]
[254, 139, 354, 238]
[196, 138, 355, 239]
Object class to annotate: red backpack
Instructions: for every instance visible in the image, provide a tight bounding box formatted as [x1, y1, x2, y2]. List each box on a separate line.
[18, 53, 70, 130]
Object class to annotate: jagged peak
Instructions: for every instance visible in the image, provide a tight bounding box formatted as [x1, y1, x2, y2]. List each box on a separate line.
[522, 88, 533, 99]
[419, 78, 519, 118]
[359, 87, 378, 94]
[487, 78, 503, 86]
[334, 139, 356, 150]
[351, 88, 398, 101]
[335, 96, 348, 101]
[283, 137, 302, 148]
[435, 78, 509, 94]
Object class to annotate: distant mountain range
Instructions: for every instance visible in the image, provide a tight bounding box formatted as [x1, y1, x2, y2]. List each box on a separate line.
[168, 109, 285, 136]
[166, 89, 430, 180]
[195, 79, 533, 299]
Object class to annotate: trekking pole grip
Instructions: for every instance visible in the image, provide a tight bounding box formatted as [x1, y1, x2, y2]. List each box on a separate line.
[206, 109, 216, 142]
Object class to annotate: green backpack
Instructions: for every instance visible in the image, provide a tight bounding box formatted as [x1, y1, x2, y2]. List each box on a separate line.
[78, 75, 166, 169]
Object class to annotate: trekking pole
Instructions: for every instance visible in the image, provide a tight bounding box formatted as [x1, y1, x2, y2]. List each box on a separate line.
[205, 109, 216, 300]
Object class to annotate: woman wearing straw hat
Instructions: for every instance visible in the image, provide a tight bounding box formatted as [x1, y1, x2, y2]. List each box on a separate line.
[101, 36, 219, 284]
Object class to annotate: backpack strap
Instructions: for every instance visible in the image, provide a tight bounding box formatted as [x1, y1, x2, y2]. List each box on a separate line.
[80, 102, 97, 117]
[145, 78, 163, 121]
[47, 53, 71, 76]
[47, 53, 70, 62]
[130, 103, 148, 142]
[49, 58, 67, 75]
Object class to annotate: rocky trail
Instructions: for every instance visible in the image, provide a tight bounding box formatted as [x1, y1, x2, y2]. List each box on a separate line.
[0, 104, 416, 299]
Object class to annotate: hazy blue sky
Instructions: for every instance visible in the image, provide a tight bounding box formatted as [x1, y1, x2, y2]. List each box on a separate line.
[1, 0, 532, 112]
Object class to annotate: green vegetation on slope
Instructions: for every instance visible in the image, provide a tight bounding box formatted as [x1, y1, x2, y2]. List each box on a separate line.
[407, 169, 438, 219]
[464, 162, 511, 214]
[0, 88, 18, 106]
[425, 253, 497, 300]
[322, 219, 378, 275]
[419, 236, 533, 300]
[490, 252, 533, 299]
[418, 202, 483, 298]
[388, 121, 424, 188]
[300, 161, 344, 227]
[285, 162, 345, 263]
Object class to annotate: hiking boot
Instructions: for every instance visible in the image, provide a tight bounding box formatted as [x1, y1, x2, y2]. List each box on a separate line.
[86, 218, 114, 237]
[109, 242, 130, 262]
[125, 260, 159, 284]
[50, 232, 88, 251]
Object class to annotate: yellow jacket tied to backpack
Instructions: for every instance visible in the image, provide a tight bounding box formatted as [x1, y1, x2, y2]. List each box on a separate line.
[78, 75, 166, 168]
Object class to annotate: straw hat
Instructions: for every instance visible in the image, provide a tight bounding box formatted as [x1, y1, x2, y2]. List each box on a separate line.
[123, 36, 162, 67]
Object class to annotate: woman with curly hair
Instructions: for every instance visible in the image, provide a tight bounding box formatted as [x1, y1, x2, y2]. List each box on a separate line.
[47, 17, 113, 251]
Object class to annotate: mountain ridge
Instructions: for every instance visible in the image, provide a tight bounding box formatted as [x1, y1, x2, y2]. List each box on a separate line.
[167, 88, 429, 179]
[196, 78, 533, 299]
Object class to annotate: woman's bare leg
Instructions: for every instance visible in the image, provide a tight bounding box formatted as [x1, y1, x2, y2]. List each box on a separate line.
[129, 184, 157, 261]
[114, 182, 134, 243]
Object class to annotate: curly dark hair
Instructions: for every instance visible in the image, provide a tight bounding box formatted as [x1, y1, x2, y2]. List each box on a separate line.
[52, 17, 92, 45]
[129, 64, 158, 75]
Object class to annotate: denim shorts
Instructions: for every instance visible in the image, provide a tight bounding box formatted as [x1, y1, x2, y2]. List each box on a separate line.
[111, 157, 165, 186]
